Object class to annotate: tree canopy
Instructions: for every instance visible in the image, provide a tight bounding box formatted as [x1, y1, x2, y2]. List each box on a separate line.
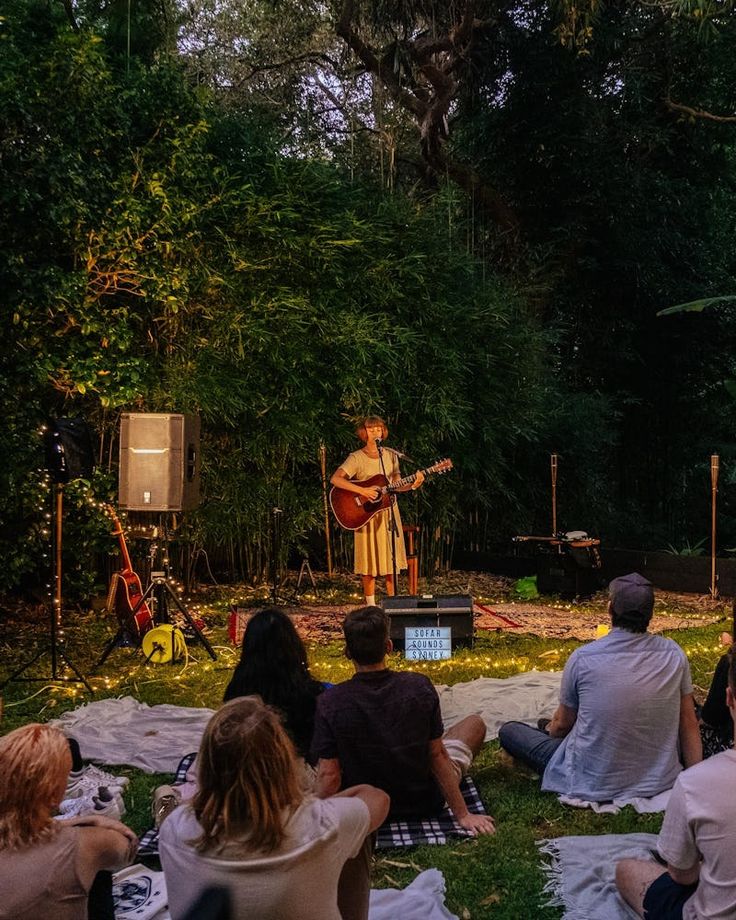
[2, 0, 736, 594]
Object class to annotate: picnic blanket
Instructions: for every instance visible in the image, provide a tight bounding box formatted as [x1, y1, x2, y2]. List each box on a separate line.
[114, 864, 459, 920]
[139, 754, 488, 855]
[51, 672, 563, 773]
[538, 833, 659, 919]
[52, 697, 214, 773]
[436, 671, 561, 740]
[375, 777, 487, 848]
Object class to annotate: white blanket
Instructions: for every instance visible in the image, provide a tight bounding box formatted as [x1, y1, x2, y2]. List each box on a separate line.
[113, 865, 457, 920]
[538, 833, 659, 919]
[53, 673, 563, 772]
[436, 670, 562, 740]
[53, 697, 214, 773]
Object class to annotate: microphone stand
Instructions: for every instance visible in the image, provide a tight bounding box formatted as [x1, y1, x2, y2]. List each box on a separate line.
[375, 439, 399, 595]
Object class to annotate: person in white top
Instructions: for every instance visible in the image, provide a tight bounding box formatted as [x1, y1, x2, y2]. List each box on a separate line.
[159, 695, 389, 920]
[616, 646, 736, 919]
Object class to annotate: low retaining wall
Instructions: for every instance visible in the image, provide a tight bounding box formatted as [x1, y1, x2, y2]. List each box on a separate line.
[453, 548, 736, 596]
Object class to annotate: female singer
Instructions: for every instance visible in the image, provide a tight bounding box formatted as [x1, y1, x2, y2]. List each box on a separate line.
[331, 416, 423, 605]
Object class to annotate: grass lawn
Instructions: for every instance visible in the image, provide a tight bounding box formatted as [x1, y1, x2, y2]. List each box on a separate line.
[0, 583, 730, 918]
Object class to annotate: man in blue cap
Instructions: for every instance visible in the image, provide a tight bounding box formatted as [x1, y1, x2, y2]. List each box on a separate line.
[499, 573, 701, 801]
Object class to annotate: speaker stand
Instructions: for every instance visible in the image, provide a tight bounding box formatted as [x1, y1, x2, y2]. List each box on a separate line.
[1, 485, 92, 693]
[141, 573, 217, 661]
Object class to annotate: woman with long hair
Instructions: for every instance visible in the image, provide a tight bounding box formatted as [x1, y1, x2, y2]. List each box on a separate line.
[331, 416, 423, 605]
[223, 607, 325, 760]
[0, 723, 137, 920]
[159, 697, 388, 920]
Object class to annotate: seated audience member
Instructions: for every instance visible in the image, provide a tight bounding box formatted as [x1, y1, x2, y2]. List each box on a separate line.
[699, 631, 734, 757]
[159, 696, 388, 920]
[311, 605, 495, 835]
[223, 607, 325, 760]
[615, 646, 736, 919]
[498, 573, 701, 800]
[0, 723, 137, 920]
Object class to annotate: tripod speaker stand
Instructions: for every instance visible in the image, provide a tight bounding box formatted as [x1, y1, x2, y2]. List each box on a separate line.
[2, 419, 95, 693]
[2, 482, 93, 693]
[141, 571, 217, 661]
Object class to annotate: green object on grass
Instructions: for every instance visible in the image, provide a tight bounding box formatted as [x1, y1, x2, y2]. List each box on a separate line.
[514, 575, 539, 599]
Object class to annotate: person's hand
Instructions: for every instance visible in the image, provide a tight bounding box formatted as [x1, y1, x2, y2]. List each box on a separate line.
[721, 631, 732, 648]
[457, 812, 496, 836]
[361, 486, 381, 501]
[411, 471, 425, 490]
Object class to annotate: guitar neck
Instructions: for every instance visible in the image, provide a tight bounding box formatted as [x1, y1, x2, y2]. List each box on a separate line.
[110, 513, 134, 574]
[386, 466, 434, 493]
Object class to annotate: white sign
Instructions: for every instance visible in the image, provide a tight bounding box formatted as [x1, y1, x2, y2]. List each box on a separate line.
[404, 626, 452, 660]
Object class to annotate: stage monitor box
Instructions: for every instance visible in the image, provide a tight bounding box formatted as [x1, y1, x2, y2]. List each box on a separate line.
[119, 413, 200, 511]
[382, 595, 474, 654]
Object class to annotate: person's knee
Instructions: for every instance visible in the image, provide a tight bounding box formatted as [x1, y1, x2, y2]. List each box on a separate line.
[614, 859, 631, 891]
[459, 713, 486, 751]
[498, 721, 518, 751]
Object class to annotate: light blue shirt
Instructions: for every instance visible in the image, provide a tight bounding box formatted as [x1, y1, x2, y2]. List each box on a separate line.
[542, 628, 693, 800]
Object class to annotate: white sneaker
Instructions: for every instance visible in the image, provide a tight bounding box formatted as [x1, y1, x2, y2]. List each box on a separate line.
[95, 786, 126, 818]
[57, 790, 124, 820]
[66, 765, 128, 798]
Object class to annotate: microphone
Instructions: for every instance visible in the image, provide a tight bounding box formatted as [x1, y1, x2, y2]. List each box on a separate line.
[375, 441, 411, 461]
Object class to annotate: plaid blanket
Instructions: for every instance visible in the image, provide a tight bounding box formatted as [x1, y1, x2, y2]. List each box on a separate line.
[139, 753, 486, 855]
[375, 776, 486, 848]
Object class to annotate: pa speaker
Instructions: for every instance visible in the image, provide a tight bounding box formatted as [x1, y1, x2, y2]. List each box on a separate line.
[119, 413, 200, 511]
[44, 417, 95, 483]
[382, 594, 474, 651]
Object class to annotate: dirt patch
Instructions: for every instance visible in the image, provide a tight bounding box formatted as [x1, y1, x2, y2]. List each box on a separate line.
[279, 589, 727, 644]
[474, 601, 723, 641]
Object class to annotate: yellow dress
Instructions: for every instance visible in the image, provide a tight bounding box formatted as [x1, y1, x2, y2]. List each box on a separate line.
[338, 448, 408, 576]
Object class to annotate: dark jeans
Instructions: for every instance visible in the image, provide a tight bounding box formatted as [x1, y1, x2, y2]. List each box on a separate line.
[498, 721, 563, 775]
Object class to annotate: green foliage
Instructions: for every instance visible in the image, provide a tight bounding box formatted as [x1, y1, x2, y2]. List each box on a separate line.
[514, 576, 539, 599]
[659, 295, 736, 316]
[664, 537, 708, 557]
[0, 4, 551, 590]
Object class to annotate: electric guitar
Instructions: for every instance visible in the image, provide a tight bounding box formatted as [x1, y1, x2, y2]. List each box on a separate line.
[105, 507, 154, 639]
[330, 459, 453, 530]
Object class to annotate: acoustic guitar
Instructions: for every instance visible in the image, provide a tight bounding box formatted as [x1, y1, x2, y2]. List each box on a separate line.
[105, 507, 154, 640]
[330, 459, 453, 530]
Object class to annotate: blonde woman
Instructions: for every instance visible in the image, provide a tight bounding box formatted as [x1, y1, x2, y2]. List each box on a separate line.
[0, 724, 137, 920]
[159, 696, 388, 920]
[331, 415, 423, 605]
